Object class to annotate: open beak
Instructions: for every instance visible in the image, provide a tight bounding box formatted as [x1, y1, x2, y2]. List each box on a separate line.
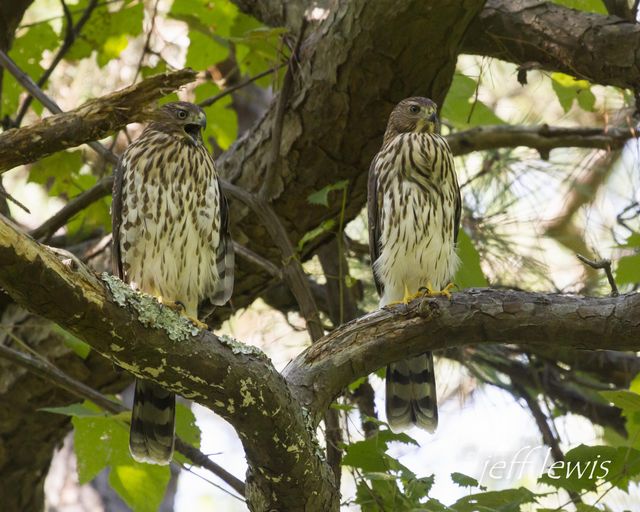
[184, 114, 206, 143]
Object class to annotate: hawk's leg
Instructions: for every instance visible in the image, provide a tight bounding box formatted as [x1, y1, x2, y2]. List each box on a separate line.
[418, 282, 455, 300]
[388, 282, 456, 307]
[157, 297, 208, 330]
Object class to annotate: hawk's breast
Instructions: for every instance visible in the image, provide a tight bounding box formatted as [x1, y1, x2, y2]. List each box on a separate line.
[118, 131, 221, 315]
[373, 133, 460, 305]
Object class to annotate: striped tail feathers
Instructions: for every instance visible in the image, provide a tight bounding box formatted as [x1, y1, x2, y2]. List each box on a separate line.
[129, 379, 176, 465]
[385, 352, 438, 432]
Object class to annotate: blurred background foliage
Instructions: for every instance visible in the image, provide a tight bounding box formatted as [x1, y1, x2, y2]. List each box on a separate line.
[1, 0, 640, 511]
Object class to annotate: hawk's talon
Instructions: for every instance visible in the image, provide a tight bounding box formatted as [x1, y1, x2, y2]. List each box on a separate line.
[418, 282, 455, 300]
[186, 316, 208, 330]
[157, 297, 185, 313]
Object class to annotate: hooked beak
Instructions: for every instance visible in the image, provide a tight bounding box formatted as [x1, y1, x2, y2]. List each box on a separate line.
[184, 113, 206, 143]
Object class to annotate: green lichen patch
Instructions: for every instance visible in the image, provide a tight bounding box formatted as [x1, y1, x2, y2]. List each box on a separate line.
[218, 334, 267, 357]
[101, 273, 199, 342]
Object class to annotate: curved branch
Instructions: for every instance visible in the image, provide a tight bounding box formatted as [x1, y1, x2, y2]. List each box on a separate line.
[463, 0, 640, 89]
[283, 289, 640, 420]
[0, 215, 337, 511]
[447, 125, 635, 158]
[0, 67, 197, 172]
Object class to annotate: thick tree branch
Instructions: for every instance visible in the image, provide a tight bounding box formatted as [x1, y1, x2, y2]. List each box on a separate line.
[284, 289, 640, 421]
[463, 0, 640, 89]
[0, 215, 337, 511]
[0, 343, 247, 497]
[0, 66, 197, 172]
[447, 125, 634, 158]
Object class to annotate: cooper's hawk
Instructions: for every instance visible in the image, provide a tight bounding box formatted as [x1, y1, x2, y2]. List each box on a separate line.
[112, 101, 234, 464]
[368, 97, 461, 431]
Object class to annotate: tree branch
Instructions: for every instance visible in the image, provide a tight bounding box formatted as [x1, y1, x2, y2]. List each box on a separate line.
[13, 0, 100, 127]
[463, 0, 640, 90]
[284, 289, 640, 421]
[0, 214, 337, 511]
[446, 125, 634, 158]
[0, 63, 197, 172]
[0, 343, 247, 497]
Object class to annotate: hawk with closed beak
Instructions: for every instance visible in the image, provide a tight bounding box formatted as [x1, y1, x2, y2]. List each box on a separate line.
[368, 97, 461, 431]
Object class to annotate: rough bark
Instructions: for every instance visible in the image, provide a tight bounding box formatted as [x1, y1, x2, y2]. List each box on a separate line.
[0, 216, 337, 511]
[0, 69, 197, 172]
[284, 288, 640, 421]
[463, 0, 640, 89]
[1, 213, 639, 508]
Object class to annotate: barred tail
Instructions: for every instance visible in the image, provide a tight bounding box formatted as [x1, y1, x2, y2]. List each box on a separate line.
[385, 352, 438, 432]
[129, 379, 175, 465]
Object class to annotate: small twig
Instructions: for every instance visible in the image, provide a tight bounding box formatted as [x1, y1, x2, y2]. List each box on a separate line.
[197, 63, 286, 109]
[260, 19, 307, 200]
[233, 240, 282, 279]
[0, 49, 120, 167]
[30, 175, 113, 241]
[0, 186, 31, 214]
[132, 0, 160, 83]
[0, 342, 246, 496]
[13, 0, 100, 127]
[0, 50, 195, 172]
[577, 254, 619, 296]
[222, 180, 324, 339]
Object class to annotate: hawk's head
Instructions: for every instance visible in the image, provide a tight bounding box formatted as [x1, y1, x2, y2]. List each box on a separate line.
[383, 97, 440, 145]
[148, 101, 207, 145]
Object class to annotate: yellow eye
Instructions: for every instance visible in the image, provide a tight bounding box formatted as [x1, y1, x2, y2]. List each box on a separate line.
[177, 110, 188, 119]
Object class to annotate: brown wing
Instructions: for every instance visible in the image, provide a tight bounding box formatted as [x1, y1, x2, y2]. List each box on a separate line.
[367, 155, 384, 297]
[111, 158, 125, 280]
[208, 179, 234, 306]
[441, 143, 461, 245]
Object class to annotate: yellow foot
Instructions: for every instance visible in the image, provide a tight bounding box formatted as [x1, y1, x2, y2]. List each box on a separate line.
[157, 297, 208, 330]
[157, 297, 185, 313]
[418, 282, 456, 300]
[186, 316, 208, 330]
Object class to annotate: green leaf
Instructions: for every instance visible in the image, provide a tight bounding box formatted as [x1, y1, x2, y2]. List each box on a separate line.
[442, 73, 505, 129]
[551, 73, 595, 113]
[450, 471, 484, 489]
[52, 323, 91, 358]
[66, 1, 144, 67]
[451, 487, 537, 512]
[454, 230, 488, 288]
[231, 14, 287, 87]
[194, 82, 238, 150]
[73, 403, 132, 483]
[173, 403, 202, 465]
[405, 475, 435, 501]
[348, 376, 367, 391]
[600, 390, 640, 413]
[109, 463, 171, 512]
[307, 180, 349, 208]
[2, 22, 59, 116]
[616, 254, 640, 285]
[169, 0, 238, 34]
[297, 219, 336, 251]
[29, 150, 84, 194]
[539, 444, 640, 492]
[185, 31, 229, 70]
[551, 0, 607, 14]
[40, 402, 106, 418]
[617, 232, 640, 249]
[342, 429, 417, 473]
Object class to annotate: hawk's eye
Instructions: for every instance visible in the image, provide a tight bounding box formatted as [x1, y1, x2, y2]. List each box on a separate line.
[409, 104, 420, 114]
[177, 110, 188, 120]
